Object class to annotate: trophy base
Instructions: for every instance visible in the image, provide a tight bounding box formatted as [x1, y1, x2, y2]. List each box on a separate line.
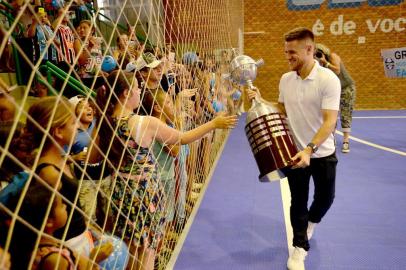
[259, 169, 285, 182]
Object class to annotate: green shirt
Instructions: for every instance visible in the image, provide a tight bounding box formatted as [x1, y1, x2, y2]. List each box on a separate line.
[152, 141, 175, 181]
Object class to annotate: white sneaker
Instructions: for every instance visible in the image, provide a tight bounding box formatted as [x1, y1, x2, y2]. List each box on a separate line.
[342, 142, 350, 153]
[287, 247, 307, 270]
[307, 222, 316, 240]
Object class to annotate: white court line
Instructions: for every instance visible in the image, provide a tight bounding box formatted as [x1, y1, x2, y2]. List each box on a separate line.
[280, 177, 295, 258]
[336, 131, 406, 156]
[352, 116, 406, 119]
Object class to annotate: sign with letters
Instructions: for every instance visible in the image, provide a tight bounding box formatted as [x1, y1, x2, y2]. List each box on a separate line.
[284, 0, 406, 38]
[381, 47, 406, 78]
[287, 0, 404, 11]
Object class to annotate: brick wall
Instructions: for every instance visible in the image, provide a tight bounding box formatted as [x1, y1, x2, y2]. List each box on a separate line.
[244, 1, 406, 109]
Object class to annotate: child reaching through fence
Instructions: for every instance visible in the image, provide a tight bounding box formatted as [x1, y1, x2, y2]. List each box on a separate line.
[92, 70, 238, 270]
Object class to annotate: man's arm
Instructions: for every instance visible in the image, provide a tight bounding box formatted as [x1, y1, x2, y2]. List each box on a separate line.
[309, 109, 338, 148]
[292, 109, 338, 168]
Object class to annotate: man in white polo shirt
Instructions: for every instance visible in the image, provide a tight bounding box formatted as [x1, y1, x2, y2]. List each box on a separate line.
[278, 27, 341, 270]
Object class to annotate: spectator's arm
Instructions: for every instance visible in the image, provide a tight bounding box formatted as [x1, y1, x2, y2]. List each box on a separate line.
[88, 133, 102, 163]
[74, 39, 90, 65]
[38, 165, 61, 187]
[89, 242, 113, 264]
[0, 247, 11, 270]
[41, 25, 61, 48]
[26, 21, 38, 38]
[51, 17, 61, 30]
[131, 114, 236, 146]
[326, 52, 341, 75]
[163, 144, 180, 157]
[40, 253, 71, 270]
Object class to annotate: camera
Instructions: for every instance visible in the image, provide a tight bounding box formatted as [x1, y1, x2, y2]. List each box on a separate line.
[167, 73, 176, 86]
[315, 51, 323, 59]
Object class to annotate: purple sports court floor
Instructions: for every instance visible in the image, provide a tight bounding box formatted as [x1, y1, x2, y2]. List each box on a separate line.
[174, 110, 406, 270]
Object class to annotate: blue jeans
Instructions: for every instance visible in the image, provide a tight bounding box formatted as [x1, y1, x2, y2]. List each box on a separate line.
[282, 152, 338, 251]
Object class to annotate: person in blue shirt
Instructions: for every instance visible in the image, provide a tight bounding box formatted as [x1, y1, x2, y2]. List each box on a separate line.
[26, 6, 60, 65]
[68, 95, 96, 159]
[67, 95, 110, 221]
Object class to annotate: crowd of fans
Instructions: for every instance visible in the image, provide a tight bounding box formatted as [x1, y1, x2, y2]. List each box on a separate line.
[0, 1, 244, 269]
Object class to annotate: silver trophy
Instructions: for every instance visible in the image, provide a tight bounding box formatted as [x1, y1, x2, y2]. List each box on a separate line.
[228, 55, 298, 182]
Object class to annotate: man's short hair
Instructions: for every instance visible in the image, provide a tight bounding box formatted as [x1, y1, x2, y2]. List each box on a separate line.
[284, 27, 314, 42]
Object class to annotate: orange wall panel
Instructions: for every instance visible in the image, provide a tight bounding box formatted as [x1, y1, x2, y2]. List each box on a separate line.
[244, 1, 406, 109]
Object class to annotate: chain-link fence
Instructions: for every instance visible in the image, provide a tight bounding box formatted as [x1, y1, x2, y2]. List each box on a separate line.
[0, 0, 243, 269]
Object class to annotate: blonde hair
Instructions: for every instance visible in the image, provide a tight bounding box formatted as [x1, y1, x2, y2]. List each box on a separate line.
[315, 43, 331, 57]
[26, 96, 74, 146]
[9, 96, 74, 168]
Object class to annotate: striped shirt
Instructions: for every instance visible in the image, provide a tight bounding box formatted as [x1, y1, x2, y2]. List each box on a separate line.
[57, 25, 76, 65]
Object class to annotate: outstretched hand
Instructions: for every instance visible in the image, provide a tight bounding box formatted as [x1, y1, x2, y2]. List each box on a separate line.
[90, 241, 114, 263]
[213, 112, 238, 129]
[0, 247, 11, 270]
[72, 150, 88, 162]
[179, 88, 197, 99]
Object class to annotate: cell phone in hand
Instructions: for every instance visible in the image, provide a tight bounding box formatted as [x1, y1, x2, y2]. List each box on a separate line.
[168, 52, 175, 62]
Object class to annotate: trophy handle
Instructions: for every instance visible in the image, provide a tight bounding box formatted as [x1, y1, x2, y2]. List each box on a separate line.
[256, 59, 264, 67]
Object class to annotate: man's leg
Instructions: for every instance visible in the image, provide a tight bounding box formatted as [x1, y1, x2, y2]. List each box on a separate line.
[284, 167, 312, 250]
[340, 85, 356, 152]
[308, 153, 338, 224]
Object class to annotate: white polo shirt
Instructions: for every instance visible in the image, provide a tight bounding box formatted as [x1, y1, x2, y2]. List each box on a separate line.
[278, 60, 341, 158]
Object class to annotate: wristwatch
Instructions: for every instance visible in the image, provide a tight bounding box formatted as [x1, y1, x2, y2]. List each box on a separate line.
[306, 143, 318, 153]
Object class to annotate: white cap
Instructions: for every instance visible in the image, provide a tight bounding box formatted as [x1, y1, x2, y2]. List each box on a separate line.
[125, 62, 137, 72]
[68, 95, 85, 110]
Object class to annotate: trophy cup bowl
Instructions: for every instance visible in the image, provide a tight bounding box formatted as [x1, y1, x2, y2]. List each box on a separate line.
[229, 55, 298, 182]
[230, 55, 262, 86]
